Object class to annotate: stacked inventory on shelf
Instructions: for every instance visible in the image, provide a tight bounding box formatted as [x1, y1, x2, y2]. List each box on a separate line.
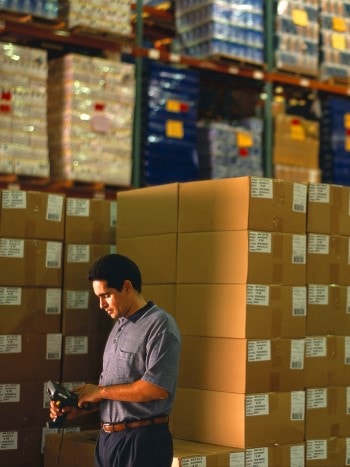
[0, 189, 65, 467]
[305, 182, 350, 465]
[142, 62, 200, 185]
[0, 43, 50, 178]
[197, 118, 263, 179]
[275, 0, 320, 77]
[0, 0, 60, 19]
[47, 54, 135, 186]
[174, 0, 264, 64]
[320, 0, 350, 80]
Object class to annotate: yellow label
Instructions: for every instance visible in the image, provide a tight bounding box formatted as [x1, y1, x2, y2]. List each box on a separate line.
[345, 137, 350, 152]
[290, 123, 306, 141]
[333, 17, 346, 32]
[332, 33, 346, 50]
[292, 9, 308, 27]
[166, 120, 184, 139]
[237, 131, 253, 148]
[344, 114, 350, 129]
[166, 100, 181, 112]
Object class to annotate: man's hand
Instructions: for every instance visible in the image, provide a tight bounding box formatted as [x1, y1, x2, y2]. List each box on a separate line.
[75, 384, 103, 407]
[49, 400, 81, 421]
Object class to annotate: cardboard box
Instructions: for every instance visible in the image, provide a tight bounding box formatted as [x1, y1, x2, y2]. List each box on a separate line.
[44, 430, 98, 467]
[307, 183, 343, 235]
[273, 114, 319, 169]
[62, 288, 113, 336]
[0, 287, 61, 334]
[65, 198, 117, 244]
[0, 334, 62, 382]
[0, 190, 65, 241]
[305, 437, 348, 466]
[274, 163, 321, 184]
[306, 386, 350, 439]
[306, 234, 350, 285]
[117, 234, 177, 284]
[178, 177, 307, 234]
[64, 244, 116, 289]
[177, 231, 306, 285]
[339, 185, 350, 236]
[307, 284, 350, 336]
[0, 381, 38, 429]
[176, 284, 306, 339]
[0, 238, 63, 287]
[178, 336, 305, 393]
[117, 183, 179, 238]
[173, 388, 305, 448]
[0, 428, 43, 467]
[143, 284, 177, 318]
[305, 336, 350, 388]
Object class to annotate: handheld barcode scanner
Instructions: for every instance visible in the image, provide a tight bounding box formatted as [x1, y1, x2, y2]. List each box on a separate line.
[46, 380, 91, 428]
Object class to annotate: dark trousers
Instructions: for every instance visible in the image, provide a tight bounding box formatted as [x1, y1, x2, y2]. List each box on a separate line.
[95, 423, 173, 467]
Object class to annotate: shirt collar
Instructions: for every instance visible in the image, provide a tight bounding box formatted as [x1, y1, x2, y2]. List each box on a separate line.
[128, 301, 154, 323]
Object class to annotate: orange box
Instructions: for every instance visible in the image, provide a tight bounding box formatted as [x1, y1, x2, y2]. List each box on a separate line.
[307, 183, 343, 235]
[178, 176, 307, 234]
[177, 231, 306, 285]
[306, 234, 350, 285]
[65, 197, 117, 244]
[306, 386, 350, 439]
[305, 437, 348, 466]
[0, 238, 63, 287]
[0, 287, 61, 334]
[307, 284, 350, 336]
[176, 284, 306, 339]
[0, 428, 43, 466]
[173, 388, 305, 448]
[142, 284, 176, 318]
[178, 336, 305, 393]
[0, 190, 65, 240]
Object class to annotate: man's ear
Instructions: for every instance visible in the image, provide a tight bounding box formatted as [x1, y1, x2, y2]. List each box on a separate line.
[123, 280, 133, 292]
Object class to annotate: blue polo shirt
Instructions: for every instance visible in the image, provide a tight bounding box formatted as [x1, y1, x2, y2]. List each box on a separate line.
[99, 302, 181, 423]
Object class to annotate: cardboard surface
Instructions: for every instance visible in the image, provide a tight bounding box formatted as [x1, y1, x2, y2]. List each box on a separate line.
[178, 176, 307, 234]
[307, 183, 343, 235]
[143, 284, 177, 318]
[177, 231, 306, 285]
[176, 284, 306, 339]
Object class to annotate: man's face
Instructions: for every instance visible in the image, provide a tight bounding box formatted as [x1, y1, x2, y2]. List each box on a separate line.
[92, 279, 129, 320]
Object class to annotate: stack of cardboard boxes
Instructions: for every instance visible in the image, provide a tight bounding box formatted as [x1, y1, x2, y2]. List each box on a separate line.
[0, 190, 65, 466]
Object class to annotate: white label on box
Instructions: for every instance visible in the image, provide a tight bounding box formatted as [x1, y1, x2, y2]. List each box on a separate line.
[346, 438, 350, 466]
[250, 177, 273, 199]
[246, 394, 269, 416]
[111, 201, 117, 228]
[110, 245, 117, 254]
[0, 239, 24, 258]
[308, 183, 330, 203]
[65, 336, 88, 354]
[308, 234, 329, 254]
[0, 431, 18, 450]
[0, 384, 20, 403]
[248, 340, 271, 362]
[293, 183, 307, 213]
[67, 244, 90, 263]
[306, 337, 327, 357]
[230, 452, 245, 467]
[292, 287, 307, 316]
[308, 285, 328, 305]
[245, 447, 268, 467]
[291, 339, 305, 369]
[66, 290, 89, 309]
[0, 335, 21, 353]
[306, 440, 327, 460]
[46, 333, 62, 360]
[47, 194, 64, 222]
[0, 287, 21, 305]
[292, 235, 306, 264]
[2, 190, 26, 209]
[46, 242, 62, 268]
[43, 382, 50, 409]
[290, 445, 305, 467]
[46, 288, 61, 315]
[181, 456, 206, 466]
[249, 232, 271, 253]
[247, 285, 269, 306]
[307, 388, 327, 409]
[347, 388, 350, 415]
[66, 198, 90, 217]
[345, 337, 350, 365]
[291, 391, 305, 421]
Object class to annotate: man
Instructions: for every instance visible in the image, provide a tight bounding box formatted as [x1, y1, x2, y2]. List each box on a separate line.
[50, 253, 181, 467]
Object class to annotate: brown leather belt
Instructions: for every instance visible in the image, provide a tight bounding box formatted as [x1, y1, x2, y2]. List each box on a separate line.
[101, 416, 169, 433]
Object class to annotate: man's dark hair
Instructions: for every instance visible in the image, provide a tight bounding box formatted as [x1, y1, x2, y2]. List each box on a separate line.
[87, 253, 142, 292]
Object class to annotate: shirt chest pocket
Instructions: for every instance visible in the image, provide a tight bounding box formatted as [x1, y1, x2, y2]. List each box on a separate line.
[116, 347, 139, 382]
